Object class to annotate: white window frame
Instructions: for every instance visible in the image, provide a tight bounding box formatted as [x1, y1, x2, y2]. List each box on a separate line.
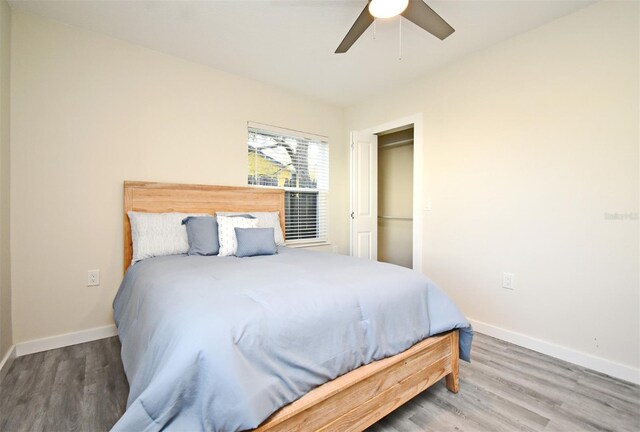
[247, 122, 329, 246]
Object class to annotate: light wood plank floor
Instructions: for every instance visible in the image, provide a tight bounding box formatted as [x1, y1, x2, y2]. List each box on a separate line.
[0, 333, 638, 431]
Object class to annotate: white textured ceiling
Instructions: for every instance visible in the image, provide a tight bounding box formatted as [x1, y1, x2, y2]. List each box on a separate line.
[9, 0, 596, 106]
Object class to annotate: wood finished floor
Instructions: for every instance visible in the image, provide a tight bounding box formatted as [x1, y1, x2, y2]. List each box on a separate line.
[0, 333, 638, 431]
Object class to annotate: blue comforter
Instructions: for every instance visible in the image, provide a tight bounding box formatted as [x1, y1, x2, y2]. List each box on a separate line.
[112, 247, 472, 431]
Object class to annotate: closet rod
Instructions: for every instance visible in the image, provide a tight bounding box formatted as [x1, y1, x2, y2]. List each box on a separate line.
[378, 139, 413, 149]
[378, 216, 413, 221]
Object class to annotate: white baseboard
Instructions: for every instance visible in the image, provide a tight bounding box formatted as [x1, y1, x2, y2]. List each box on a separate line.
[469, 318, 640, 385]
[15, 324, 118, 357]
[6, 320, 639, 385]
[0, 344, 16, 383]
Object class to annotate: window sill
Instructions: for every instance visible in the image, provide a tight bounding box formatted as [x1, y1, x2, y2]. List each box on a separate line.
[285, 241, 331, 249]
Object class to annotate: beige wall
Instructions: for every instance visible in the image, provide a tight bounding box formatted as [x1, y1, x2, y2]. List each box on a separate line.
[378, 130, 413, 268]
[10, 11, 348, 343]
[0, 0, 11, 357]
[5, 0, 639, 377]
[349, 0, 639, 370]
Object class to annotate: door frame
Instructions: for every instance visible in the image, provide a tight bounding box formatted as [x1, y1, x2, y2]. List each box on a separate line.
[350, 113, 424, 273]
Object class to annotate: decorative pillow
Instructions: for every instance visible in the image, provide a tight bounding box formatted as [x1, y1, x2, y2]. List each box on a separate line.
[217, 211, 285, 245]
[217, 215, 259, 256]
[228, 213, 256, 219]
[128, 211, 204, 264]
[182, 216, 218, 256]
[235, 228, 277, 258]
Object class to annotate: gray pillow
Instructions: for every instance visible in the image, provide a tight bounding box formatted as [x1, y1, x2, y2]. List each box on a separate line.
[234, 227, 277, 257]
[182, 214, 255, 256]
[182, 216, 219, 255]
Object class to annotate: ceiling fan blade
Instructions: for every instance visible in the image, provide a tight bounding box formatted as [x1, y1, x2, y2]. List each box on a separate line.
[335, 3, 374, 54]
[401, 0, 454, 40]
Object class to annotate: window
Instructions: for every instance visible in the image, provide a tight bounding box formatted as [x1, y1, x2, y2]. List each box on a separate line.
[247, 123, 328, 243]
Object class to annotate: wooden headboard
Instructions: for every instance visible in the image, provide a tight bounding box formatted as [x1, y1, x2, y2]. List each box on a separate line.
[123, 181, 285, 273]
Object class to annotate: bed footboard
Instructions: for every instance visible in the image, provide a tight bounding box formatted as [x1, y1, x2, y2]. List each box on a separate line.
[254, 330, 460, 432]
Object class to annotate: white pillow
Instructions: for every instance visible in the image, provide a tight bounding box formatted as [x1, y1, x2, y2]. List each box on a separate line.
[128, 211, 204, 264]
[217, 215, 259, 256]
[217, 211, 285, 246]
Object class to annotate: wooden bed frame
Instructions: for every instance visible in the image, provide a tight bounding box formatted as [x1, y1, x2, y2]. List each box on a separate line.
[123, 181, 460, 432]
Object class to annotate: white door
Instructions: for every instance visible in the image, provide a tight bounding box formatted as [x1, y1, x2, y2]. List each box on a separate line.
[350, 131, 378, 260]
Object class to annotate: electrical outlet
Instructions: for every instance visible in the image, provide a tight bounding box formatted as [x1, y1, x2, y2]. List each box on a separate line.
[502, 272, 514, 290]
[88, 269, 100, 287]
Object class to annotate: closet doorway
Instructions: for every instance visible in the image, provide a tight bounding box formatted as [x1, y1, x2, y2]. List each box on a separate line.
[377, 127, 413, 268]
[350, 114, 424, 272]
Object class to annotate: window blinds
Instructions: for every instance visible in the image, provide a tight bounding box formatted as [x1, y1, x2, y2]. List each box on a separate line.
[247, 123, 329, 243]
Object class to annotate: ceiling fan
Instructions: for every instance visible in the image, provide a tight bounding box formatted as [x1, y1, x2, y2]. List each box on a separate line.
[335, 0, 454, 53]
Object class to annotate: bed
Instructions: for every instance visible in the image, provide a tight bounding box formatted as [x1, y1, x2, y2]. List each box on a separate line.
[114, 181, 473, 432]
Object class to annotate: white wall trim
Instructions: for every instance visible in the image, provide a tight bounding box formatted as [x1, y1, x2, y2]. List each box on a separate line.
[350, 113, 424, 273]
[15, 324, 117, 357]
[469, 318, 640, 385]
[5, 320, 639, 385]
[0, 345, 16, 383]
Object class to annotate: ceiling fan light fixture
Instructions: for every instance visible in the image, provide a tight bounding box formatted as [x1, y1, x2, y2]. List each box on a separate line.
[368, 0, 409, 19]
